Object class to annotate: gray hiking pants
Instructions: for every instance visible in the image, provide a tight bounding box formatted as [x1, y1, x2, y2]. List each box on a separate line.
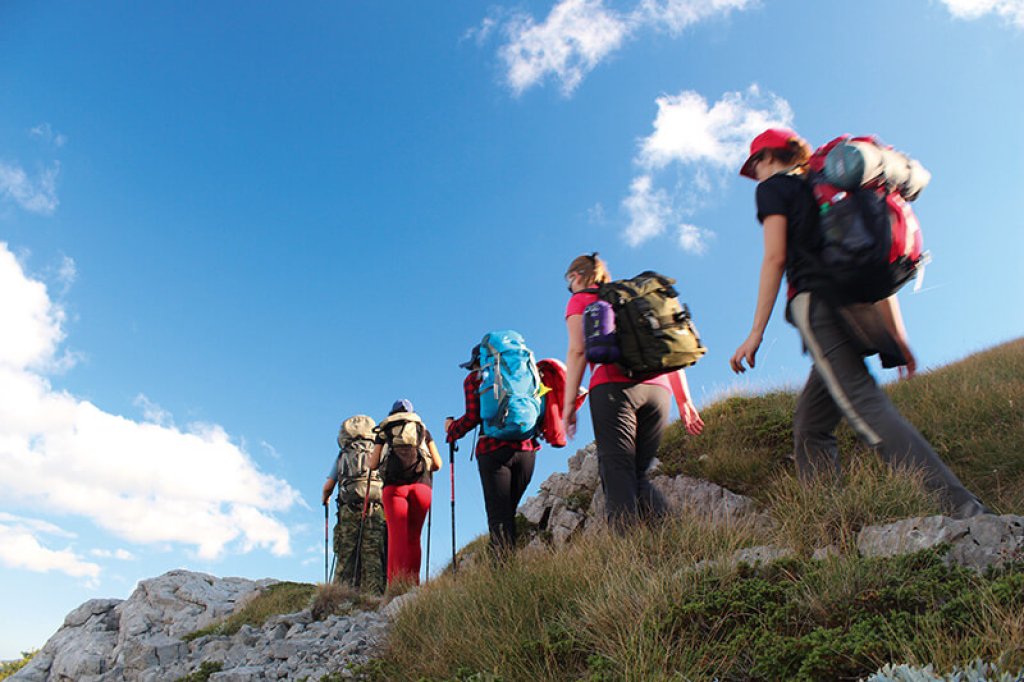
[788, 292, 980, 513]
[590, 382, 670, 530]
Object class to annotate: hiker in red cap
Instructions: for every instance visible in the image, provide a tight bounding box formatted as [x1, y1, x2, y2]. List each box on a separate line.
[730, 128, 990, 519]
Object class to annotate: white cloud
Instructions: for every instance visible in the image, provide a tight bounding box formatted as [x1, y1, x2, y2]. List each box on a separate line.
[0, 243, 302, 562]
[0, 161, 60, 215]
[621, 85, 793, 251]
[0, 516, 99, 580]
[492, 0, 754, 95]
[622, 175, 672, 245]
[90, 548, 136, 561]
[940, 0, 1024, 27]
[635, 0, 754, 34]
[677, 223, 712, 254]
[0, 512, 76, 539]
[500, 0, 631, 95]
[30, 123, 67, 148]
[134, 394, 175, 428]
[638, 85, 793, 170]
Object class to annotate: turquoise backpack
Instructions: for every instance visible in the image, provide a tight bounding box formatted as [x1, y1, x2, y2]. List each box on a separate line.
[476, 330, 542, 440]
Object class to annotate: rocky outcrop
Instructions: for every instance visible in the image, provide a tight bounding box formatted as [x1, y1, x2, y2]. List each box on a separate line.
[12, 570, 388, 682]
[519, 443, 768, 547]
[858, 513, 1024, 572]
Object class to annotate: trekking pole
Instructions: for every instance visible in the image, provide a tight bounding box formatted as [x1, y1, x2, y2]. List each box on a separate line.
[353, 470, 373, 590]
[329, 494, 338, 581]
[449, 430, 458, 575]
[323, 502, 329, 583]
[425, 504, 432, 583]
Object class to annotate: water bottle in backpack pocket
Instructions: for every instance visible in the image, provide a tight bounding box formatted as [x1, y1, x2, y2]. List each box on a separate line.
[582, 272, 706, 379]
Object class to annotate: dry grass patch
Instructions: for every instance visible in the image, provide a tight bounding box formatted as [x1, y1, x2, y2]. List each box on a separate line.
[765, 458, 940, 554]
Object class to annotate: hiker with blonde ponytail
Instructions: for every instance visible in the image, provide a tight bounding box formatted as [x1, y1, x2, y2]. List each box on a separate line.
[563, 253, 704, 531]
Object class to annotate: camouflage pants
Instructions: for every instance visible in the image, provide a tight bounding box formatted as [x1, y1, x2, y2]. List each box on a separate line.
[333, 502, 386, 594]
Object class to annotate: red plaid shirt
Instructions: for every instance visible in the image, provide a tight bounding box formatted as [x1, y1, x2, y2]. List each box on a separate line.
[446, 372, 541, 456]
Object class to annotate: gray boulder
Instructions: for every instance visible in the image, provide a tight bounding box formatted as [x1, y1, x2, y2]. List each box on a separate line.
[857, 514, 1024, 572]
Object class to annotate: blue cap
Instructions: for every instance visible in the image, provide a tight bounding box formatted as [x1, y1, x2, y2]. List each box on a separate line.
[390, 398, 414, 414]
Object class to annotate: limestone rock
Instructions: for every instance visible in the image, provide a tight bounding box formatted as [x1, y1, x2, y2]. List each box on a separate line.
[11, 570, 388, 682]
[857, 514, 1024, 572]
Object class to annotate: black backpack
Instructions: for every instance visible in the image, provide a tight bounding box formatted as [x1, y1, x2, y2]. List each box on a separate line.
[376, 412, 430, 485]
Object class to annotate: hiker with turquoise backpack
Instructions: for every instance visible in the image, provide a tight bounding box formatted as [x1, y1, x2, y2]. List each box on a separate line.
[563, 253, 706, 531]
[320, 415, 386, 593]
[729, 128, 990, 519]
[366, 399, 443, 585]
[445, 331, 542, 559]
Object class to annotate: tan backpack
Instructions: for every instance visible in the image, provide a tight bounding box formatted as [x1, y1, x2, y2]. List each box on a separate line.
[335, 415, 383, 505]
[376, 412, 431, 485]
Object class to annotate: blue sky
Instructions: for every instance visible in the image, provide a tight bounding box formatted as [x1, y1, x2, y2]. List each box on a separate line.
[1, 0, 1022, 658]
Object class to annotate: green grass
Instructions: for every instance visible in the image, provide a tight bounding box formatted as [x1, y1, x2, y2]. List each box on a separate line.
[363, 338, 1024, 681]
[661, 338, 1024, 515]
[183, 581, 316, 641]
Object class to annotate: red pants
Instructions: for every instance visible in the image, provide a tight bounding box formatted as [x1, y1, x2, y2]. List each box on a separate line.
[381, 483, 432, 584]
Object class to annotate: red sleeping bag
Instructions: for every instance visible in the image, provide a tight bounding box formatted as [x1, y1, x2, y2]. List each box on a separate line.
[537, 358, 588, 448]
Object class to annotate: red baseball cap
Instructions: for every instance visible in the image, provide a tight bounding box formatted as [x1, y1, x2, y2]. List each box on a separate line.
[739, 128, 801, 179]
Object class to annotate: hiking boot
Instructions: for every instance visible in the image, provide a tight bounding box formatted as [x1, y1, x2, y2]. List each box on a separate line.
[951, 498, 994, 520]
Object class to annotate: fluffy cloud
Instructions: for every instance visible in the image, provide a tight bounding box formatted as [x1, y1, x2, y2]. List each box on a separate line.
[940, 0, 1024, 27]
[0, 161, 60, 215]
[0, 515, 99, 580]
[89, 548, 136, 561]
[0, 243, 302, 570]
[492, 0, 754, 95]
[623, 175, 673, 245]
[622, 85, 793, 251]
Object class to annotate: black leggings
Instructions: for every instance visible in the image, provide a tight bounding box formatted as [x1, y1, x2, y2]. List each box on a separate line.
[476, 446, 536, 556]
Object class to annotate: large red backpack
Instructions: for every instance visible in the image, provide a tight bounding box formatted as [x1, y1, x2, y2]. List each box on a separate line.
[806, 135, 929, 303]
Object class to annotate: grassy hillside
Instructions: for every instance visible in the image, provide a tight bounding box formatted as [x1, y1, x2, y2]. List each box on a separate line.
[660, 338, 1024, 515]
[363, 339, 1024, 681]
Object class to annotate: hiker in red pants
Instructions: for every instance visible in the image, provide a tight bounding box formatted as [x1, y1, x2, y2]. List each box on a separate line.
[367, 399, 443, 585]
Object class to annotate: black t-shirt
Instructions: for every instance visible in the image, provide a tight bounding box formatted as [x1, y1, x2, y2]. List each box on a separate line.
[755, 173, 831, 299]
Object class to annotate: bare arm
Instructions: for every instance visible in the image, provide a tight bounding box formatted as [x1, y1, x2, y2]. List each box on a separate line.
[366, 443, 383, 470]
[321, 478, 336, 506]
[730, 216, 787, 373]
[562, 313, 587, 439]
[877, 294, 917, 377]
[669, 369, 704, 436]
[427, 439, 443, 472]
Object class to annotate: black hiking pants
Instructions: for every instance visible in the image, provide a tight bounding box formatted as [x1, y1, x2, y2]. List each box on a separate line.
[788, 292, 986, 516]
[589, 381, 670, 530]
[476, 446, 536, 557]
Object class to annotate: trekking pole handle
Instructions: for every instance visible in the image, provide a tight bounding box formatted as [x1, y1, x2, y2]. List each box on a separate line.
[445, 416, 458, 452]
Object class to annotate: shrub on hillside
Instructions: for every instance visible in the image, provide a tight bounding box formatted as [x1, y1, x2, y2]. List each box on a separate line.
[0, 651, 36, 681]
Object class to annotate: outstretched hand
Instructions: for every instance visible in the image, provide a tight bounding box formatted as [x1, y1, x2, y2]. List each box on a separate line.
[897, 340, 917, 379]
[683, 403, 704, 436]
[730, 334, 762, 374]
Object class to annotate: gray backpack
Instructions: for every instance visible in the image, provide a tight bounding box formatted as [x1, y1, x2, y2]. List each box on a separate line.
[336, 416, 383, 506]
